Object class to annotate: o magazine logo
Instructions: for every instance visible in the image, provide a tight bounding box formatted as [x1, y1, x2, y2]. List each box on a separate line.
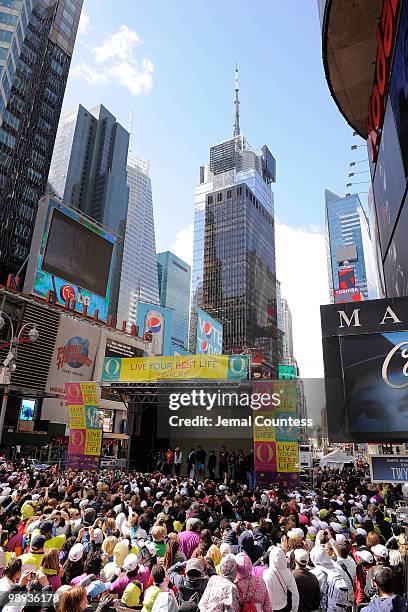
[382, 341, 408, 389]
[227, 355, 248, 379]
[103, 358, 121, 380]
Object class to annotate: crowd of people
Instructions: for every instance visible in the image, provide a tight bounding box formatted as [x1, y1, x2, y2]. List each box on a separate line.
[0, 460, 406, 611]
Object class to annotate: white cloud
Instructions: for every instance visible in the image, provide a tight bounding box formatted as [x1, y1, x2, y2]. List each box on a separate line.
[108, 57, 153, 96]
[171, 224, 194, 266]
[93, 26, 141, 63]
[72, 25, 153, 96]
[275, 222, 329, 378]
[71, 62, 108, 86]
[78, 8, 90, 35]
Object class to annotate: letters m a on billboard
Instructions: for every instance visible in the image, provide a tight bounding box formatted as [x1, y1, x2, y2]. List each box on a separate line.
[196, 308, 223, 355]
[321, 296, 408, 443]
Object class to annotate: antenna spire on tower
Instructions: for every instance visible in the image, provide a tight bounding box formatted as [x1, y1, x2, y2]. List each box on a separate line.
[128, 96, 135, 154]
[234, 62, 240, 137]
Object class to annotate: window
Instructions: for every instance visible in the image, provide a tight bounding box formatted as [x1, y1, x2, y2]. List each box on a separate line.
[0, 0, 22, 9]
[0, 11, 18, 26]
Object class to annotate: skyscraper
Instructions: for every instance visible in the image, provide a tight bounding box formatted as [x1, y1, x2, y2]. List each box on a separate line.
[190, 69, 278, 367]
[0, 0, 83, 281]
[281, 298, 294, 360]
[157, 251, 191, 354]
[48, 103, 130, 314]
[325, 190, 378, 302]
[116, 155, 160, 327]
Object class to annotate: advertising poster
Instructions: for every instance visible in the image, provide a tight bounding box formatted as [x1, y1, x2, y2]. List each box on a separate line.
[42, 316, 100, 426]
[253, 381, 299, 489]
[135, 301, 173, 356]
[278, 365, 297, 380]
[196, 308, 223, 355]
[25, 199, 115, 321]
[321, 296, 408, 442]
[66, 381, 102, 470]
[370, 455, 408, 483]
[102, 354, 249, 383]
[338, 267, 355, 289]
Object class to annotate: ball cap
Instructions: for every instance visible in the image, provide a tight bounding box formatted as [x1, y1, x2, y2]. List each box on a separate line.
[294, 549, 309, 566]
[31, 535, 46, 551]
[371, 544, 388, 559]
[69, 543, 84, 562]
[123, 553, 138, 573]
[186, 558, 204, 575]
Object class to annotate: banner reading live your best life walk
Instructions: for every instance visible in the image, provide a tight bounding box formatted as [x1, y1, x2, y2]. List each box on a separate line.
[65, 381, 103, 470]
[253, 380, 300, 488]
[101, 354, 249, 383]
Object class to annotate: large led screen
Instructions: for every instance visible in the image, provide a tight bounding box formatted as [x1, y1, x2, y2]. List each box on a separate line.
[42, 208, 114, 297]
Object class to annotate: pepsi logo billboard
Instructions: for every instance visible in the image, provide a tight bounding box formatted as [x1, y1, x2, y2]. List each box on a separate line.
[135, 301, 173, 356]
[196, 308, 223, 355]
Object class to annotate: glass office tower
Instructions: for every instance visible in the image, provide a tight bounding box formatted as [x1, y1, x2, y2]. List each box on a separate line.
[325, 190, 379, 302]
[116, 155, 160, 327]
[190, 71, 278, 366]
[0, 0, 83, 281]
[157, 251, 191, 354]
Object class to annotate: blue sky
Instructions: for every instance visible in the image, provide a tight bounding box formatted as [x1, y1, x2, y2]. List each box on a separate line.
[62, 0, 370, 376]
[64, 0, 366, 242]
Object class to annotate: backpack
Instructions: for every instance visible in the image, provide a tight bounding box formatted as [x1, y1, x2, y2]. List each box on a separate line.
[239, 581, 259, 612]
[325, 569, 349, 610]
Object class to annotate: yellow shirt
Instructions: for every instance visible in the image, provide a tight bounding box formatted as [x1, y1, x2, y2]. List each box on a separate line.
[31, 530, 66, 551]
[19, 552, 44, 570]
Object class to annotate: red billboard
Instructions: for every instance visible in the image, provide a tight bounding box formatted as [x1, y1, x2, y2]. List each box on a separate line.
[338, 267, 356, 289]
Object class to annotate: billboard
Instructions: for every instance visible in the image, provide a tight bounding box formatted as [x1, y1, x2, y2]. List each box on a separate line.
[253, 381, 299, 489]
[24, 197, 115, 321]
[66, 381, 103, 471]
[338, 267, 355, 289]
[42, 315, 101, 426]
[102, 354, 249, 383]
[196, 309, 223, 355]
[370, 456, 408, 484]
[334, 288, 362, 304]
[321, 296, 408, 442]
[278, 365, 297, 380]
[135, 301, 173, 356]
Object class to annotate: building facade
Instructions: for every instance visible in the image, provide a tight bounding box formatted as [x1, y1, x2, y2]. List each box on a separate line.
[281, 298, 294, 359]
[190, 71, 278, 366]
[116, 155, 160, 328]
[325, 190, 378, 302]
[320, 0, 408, 299]
[0, 0, 83, 281]
[157, 251, 191, 354]
[48, 103, 130, 315]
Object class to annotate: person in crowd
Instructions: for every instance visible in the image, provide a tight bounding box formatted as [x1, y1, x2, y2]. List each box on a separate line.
[235, 551, 272, 611]
[208, 452, 217, 480]
[361, 566, 408, 611]
[263, 545, 300, 612]
[195, 446, 207, 481]
[168, 557, 215, 605]
[292, 548, 321, 612]
[188, 449, 196, 480]
[218, 447, 229, 479]
[173, 447, 183, 477]
[198, 553, 240, 611]
[178, 518, 201, 560]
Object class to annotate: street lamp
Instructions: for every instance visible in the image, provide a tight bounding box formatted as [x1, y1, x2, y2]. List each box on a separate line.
[0, 311, 40, 446]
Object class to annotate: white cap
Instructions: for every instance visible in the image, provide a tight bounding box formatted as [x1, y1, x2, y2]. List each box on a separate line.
[371, 544, 388, 559]
[356, 550, 373, 564]
[68, 543, 84, 562]
[123, 553, 138, 572]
